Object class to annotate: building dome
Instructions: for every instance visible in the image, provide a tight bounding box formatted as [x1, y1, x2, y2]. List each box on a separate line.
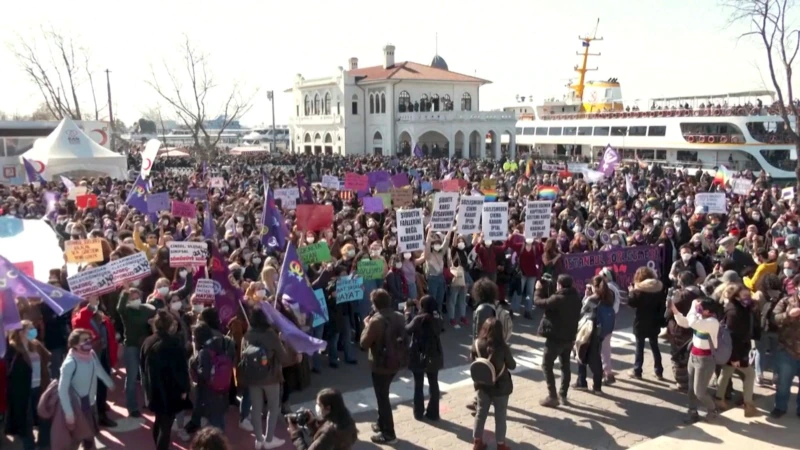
[430, 55, 448, 71]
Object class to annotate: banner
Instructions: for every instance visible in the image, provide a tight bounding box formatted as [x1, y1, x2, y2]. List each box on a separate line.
[391, 173, 409, 188]
[430, 192, 459, 232]
[171, 200, 197, 218]
[357, 259, 385, 280]
[457, 195, 484, 234]
[376, 181, 391, 193]
[147, 192, 171, 213]
[295, 204, 334, 232]
[321, 175, 340, 190]
[336, 276, 364, 304]
[67, 265, 116, 298]
[187, 188, 207, 200]
[396, 208, 425, 253]
[367, 171, 390, 188]
[275, 188, 300, 210]
[194, 279, 216, 302]
[363, 197, 384, 213]
[732, 178, 753, 196]
[559, 246, 662, 293]
[65, 238, 104, 263]
[75, 194, 98, 209]
[166, 241, 208, 267]
[524, 200, 552, 239]
[297, 242, 332, 265]
[106, 252, 150, 284]
[482, 202, 509, 241]
[442, 179, 460, 192]
[209, 177, 225, 188]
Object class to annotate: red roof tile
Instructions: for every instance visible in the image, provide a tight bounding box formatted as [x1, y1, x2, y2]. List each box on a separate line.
[347, 61, 489, 84]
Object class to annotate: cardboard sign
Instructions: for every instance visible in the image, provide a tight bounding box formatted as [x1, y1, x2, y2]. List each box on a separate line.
[147, 192, 171, 213]
[367, 171, 390, 188]
[344, 173, 368, 191]
[106, 252, 151, 284]
[67, 265, 116, 298]
[430, 192, 459, 232]
[375, 181, 391, 193]
[275, 188, 300, 210]
[65, 238, 104, 263]
[336, 276, 364, 304]
[731, 178, 753, 196]
[457, 195, 485, 234]
[194, 279, 216, 302]
[166, 241, 208, 267]
[396, 208, 425, 253]
[171, 200, 197, 219]
[363, 197, 385, 213]
[391, 187, 413, 208]
[694, 193, 727, 215]
[781, 186, 795, 200]
[312, 289, 329, 327]
[321, 175, 340, 190]
[295, 204, 334, 232]
[357, 259, 385, 280]
[297, 242, 332, 265]
[76, 194, 98, 209]
[524, 200, 552, 239]
[482, 202, 509, 241]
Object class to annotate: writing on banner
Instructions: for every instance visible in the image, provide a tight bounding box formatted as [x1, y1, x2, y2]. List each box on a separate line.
[430, 192, 459, 232]
[357, 259, 385, 280]
[336, 276, 364, 304]
[541, 163, 566, 172]
[297, 242, 332, 265]
[442, 179, 460, 192]
[344, 173, 368, 191]
[457, 195, 484, 234]
[166, 241, 209, 267]
[391, 187, 413, 208]
[194, 279, 216, 302]
[275, 188, 299, 210]
[559, 246, 663, 294]
[65, 238, 104, 263]
[482, 202, 509, 241]
[67, 265, 116, 298]
[694, 193, 727, 214]
[321, 175, 340, 190]
[396, 208, 425, 253]
[524, 200, 552, 239]
[732, 178, 753, 196]
[312, 289, 329, 327]
[106, 252, 150, 284]
[171, 200, 197, 218]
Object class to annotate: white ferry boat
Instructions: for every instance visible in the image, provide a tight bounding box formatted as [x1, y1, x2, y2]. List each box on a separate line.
[502, 33, 798, 178]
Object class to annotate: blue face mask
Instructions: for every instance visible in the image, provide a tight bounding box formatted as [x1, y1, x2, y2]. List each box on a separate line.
[26, 328, 38, 341]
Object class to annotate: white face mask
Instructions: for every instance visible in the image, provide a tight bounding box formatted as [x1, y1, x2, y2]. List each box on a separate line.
[128, 299, 142, 308]
[236, 227, 244, 233]
[132, 279, 141, 287]
[346, 250, 355, 258]
[315, 404, 323, 418]
[403, 252, 411, 260]
[170, 301, 182, 311]
[370, 250, 382, 258]
[256, 289, 266, 298]
[306, 237, 315, 243]
[433, 244, 443, 252]
[179, 270, 188, 279]
[138, 226, 146, 233]
[394, 262, 403, 269]
[681, 253, 692, 263]
[673, 218, 681, 226]
[253, 257, 261, 264]
[457, 242, 465, 250]
[161, 219, 169, 226]
[784, 268, 794, 277]
[158, 287, 169, 296]
[193, 304, 204, 312]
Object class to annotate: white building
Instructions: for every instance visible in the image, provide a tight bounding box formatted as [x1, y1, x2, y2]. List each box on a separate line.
[286, 45, 516, 159]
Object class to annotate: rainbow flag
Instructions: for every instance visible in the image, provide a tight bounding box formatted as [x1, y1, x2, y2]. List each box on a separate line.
[537, 185, 558, 200]
[713, 165, 731, 185]
[525, 159, 533, 178]
[483, 189, 497, 202]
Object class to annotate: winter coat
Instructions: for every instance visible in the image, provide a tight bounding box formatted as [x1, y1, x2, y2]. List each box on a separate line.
[239, 328, 291, 386]
[470, 337, 516, 397]
[406, 312, 444, 373]
[720, 299, 759, 367]
[37, 379, 94, 450]
[628, 279, 666, 336]
[359, 307, 406, 375]
[141, 331, 192, 415]
[534, 286, 582, 342]
[290, 416, 359, 450]
[4, 340, 50, 437]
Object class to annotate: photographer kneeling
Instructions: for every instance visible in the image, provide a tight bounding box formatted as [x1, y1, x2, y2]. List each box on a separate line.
[288, 388, 359, 449]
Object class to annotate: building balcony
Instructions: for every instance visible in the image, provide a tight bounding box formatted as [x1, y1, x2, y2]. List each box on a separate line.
[397, 111, 515, 123]
[289, 115, 343, 126]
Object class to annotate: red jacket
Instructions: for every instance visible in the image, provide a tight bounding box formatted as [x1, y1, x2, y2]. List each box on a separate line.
[71, 307, 118, 368]
[519, 244, 542, 277]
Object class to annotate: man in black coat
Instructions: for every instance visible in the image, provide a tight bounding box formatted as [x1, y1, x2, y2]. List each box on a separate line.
[718, 236, 756, 277]
[534, 274, 582, 407]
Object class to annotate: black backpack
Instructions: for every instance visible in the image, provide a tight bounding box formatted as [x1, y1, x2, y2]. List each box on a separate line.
[237, 343, 272, 386]
[376, 316, 409, 372]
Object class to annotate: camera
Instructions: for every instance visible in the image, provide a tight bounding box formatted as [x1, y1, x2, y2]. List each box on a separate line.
[286, 408, 312, 428]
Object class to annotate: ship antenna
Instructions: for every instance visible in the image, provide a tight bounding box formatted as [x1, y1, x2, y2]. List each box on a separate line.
[435, 32, 438, 56]
[571, 18, 603, 110]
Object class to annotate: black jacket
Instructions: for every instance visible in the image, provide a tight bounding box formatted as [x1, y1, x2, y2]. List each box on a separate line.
[406, 312, 444, 373]
[470, 337, 516, 397]
[534, 286, 582, 342]
[721, 299, 759, 367]
[141, 331, 191, 414]
[628, 279, 666, 336]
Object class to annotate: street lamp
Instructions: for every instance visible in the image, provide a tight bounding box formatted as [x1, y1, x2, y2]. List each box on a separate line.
[267, 90, 276, 152]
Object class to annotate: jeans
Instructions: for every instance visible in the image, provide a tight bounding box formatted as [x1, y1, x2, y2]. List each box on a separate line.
[239, 389, 251, 422]
[249, 384, 281, 442]
[447, 286, 467, 321]
[96, 349, 111, 417]
[311, 325, 324, 371]
[427, 275, 446, 313]
[372, 372, 396, 438]
[512, 276, 535, 315]
[542, 339, 573, 398]
[123, 346, 140, 414]
[207, 407, 225, 432]
[473, 391, 508, 443]
[577, 336, 603, 390]
[327, 320, 355, 364]
[21, 386, 50, 450]
[688, 354, 717, 414]
[755, 332, 779, 380]
[407, 280, 418, 301]
[48, 347, 66, 380]
[633, 332, 663, 377]
[774, 348, 800, 414]
[152, 412, 175, 450]
[412, 371, 440, 418]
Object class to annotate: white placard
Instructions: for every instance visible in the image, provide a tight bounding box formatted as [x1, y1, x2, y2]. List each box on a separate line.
[732, 178, 753, 196]
[456, 195, 484, 234]
[396, 208, 425, 253]
[274, 187, 299, 210]
[694, 193, 727, 214]
[106, 252, 151, 284]
[541, 163, 565, 172]
[67, 265, 116, 298]
[67, 186, 88, 200]
[321, 175, 340, 190]
[430, 192, 459, 232]
[209, 177, 225, 188]
[782, 186, 795, 200]
[524, 200, 552, 239]
[195, 278, 216, 302]
[167, 241, 209, 267]
[482, 202, 509, 241]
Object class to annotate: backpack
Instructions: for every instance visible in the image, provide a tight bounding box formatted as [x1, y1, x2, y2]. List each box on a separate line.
[376, 316, 409, 372]
[596, 304, 616, 339]
[479, 304, 513, 343]
[709, 323, 733, 366]
[237, 343, 272, 386]
[469, 341, 505, 387]
[206, 338, 234, 393]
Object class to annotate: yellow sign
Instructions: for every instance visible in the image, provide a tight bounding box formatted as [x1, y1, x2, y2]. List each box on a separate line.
[65, 238, 104, 263]
[391, 187, 413, 208]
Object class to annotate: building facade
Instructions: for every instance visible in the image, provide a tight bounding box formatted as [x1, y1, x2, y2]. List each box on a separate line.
[287, 45, 516, 159]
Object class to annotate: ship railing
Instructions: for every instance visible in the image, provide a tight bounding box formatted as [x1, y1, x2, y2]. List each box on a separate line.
[539, 105, 785, 121]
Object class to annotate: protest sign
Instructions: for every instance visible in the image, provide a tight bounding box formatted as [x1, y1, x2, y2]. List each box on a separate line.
[396, 208, 425, 252]
[560, 246, 662, 294]
[65, 238, 104, 263]
[75, 194, 98, 209]
[421, 182, 433, 193]
[357, 259, 385, 280]
[171, 200, 197, 219]
[376, 193, 392, 209]
[297, 242, 332, 265]
[442, 179, 460, 192]
[376, 181, 391, 193]
[524, 200, 552, 239]
[732, 178, 753, 196]
[274, 188, 299, 210]
[344, 173, 368, 191]
[541, 163, 566, 171]
[67, 265, 116, 298]
[147, 192, 170, 213]
[194, 279, 216, 302]
[295, 204, 334, 231]
[368, 171, 390, 188]
[457, 195, 484, 234]
[187, 188, 207, 200]
[695, 193, 727, 214]
[166, 241, 208, 267]
[209, 177, 225, 188]
[432, 181, 443, 191]
[391, 187, 413, 207]
[67, 186, 87, 200]
[430, 192, 459, 232]
[106, 252, 150, 284]
[391, 173, 409, 188]
[482, 202, 509, 241]
[363, 197, 384, 213]
[321, 175, 340, 190]
[312, 289, 329, 327]
[335, 276, 364, 304]
[782, 186, 795, 200]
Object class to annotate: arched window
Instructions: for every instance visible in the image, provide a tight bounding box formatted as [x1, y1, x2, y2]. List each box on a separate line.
[314, 94, 320, 115]
[443, 94, 452, 111]
[399, 91, 411, 112]
[380, 93, 386, 114]
[432, 94, 440, 112]
[324, 92, 331, 115]
[351, 94, 358, 115]
[304, 95, 310, 116]
[420, 94, 429, 112]
[369, 94, 375, 114]
[461, 93, 472, 111]
[304, 133, 311, 142]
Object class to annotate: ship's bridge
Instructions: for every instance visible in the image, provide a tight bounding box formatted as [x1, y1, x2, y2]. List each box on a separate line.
[581, 78, 623, 112]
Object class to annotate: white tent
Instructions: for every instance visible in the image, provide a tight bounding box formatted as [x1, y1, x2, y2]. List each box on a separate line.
[21, 118, 128, 180]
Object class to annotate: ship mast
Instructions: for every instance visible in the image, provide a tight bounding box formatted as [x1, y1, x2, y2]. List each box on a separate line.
[571, 18, 603, 109]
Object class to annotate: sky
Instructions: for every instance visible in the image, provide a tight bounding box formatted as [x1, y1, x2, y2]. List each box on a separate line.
[0, 0, 796, 128]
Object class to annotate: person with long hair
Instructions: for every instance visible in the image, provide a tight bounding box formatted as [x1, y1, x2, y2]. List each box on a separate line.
[471, 318, 515, 450]
[288, 388, 358, 449]
[752, 273, 783, 385]
[575, 276, 615, 393]
[406, 295, 444, 420]
[541, 238, 561, 277]
[627, 267, 666, 380]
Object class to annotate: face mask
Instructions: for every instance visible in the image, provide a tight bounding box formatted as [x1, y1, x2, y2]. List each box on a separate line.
[162, 219, 169, 226]
[391, 227, 397, 233]
[253, 257, 261, 264]
[179, 270, 188, 279]
[367, 220, 376, 228]
[610, 240, 620, 246]
[457, 242, 465, 250]
[170, 301, 182, 311]
[26, 328, 38, 341]
[129, 299, 142, 308]
[132, 279, 141, 287]
[237, 216, 245, 222]
[346, 250, 355, 258]
[394, 262, 403, 269]
[752, 214, 760, 220]
[433, 244, 443, 252]
[306, 237, 315, 244]
[236, 227, 244, 234]
[315, 404, 323, 418]
[79, 342, 93, 352]
[485, 240, 493, 246]
[622, 222, 630, 228]
[193, 304, 204, 313]
[221, 245, 229, 252]
[673, 218, 681, 225]
[784, 269, 794, 277]
[370, 250, 381, 258]
[256, 289, 266, 298]
[158, 287, 169, 296]
[389, 239, 396, 246]
[403, 252, 411, 260]
[681, 253, 692, 263]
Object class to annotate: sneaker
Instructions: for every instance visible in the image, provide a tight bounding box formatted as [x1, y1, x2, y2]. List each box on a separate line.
[683, 411, 701, 425]
[262, 437, 285, 449]
[460, 317, 469, 326]
[453, 323, 461, 330]
[98, 416, 117, 428]
[744, 403, 760, 418]
[177, 429, 191, 442]
[539, 396, 560, 408]
[371, 423, 381, 433]
[497, 442, 511, 450]
[370, 433, 397, 444]
[757, 377, 774, 387]
[714, 398, 728, 411]
[705, 409, 719, 421]
[239, 418, 254, 432]
[450, 319, 457, 327]
[604, 374, 616, 385]
[559, 395, 569, 406]
[628, 370, 643, 379]
[254, 440, 264, 450]
[769, 408, 786, 418]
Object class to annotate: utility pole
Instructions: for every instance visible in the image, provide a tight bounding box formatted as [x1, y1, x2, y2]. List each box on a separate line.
[105, 69, 116, 151]
[267, 90, 276, 152]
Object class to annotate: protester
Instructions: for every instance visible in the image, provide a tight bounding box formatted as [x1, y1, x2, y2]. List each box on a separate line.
[406, 295, 444, 421]
[627, 267, 666, 380]
[471, 318, 515, 450]
[288, 388, 358, 449]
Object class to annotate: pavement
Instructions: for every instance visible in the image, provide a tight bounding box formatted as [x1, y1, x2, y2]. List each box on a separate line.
[4, 307, 799, 449]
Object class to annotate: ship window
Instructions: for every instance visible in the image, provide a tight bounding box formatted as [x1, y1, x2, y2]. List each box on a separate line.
[656, 150, 667, 160]
[611, 126, 627, 136]
[677, 150, 698, 162]
[515, 127, 523, 135]
[638, 149, 655, 159]
[563, 127, 577, 136]
[628, 126, 647, 136]
[648, 126, 666, 136]
[622, 149, 636, 159]
[549, 127, 562, 136]
[523, 128, 534, 135]
[535, 127, 548, 136]
[578, 127, 592, 136]
[593, 127, 610, 136]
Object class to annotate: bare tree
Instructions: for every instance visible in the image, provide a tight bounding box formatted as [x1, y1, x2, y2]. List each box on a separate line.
[147, 35, 255, 156]
[725, 0, 799, 179]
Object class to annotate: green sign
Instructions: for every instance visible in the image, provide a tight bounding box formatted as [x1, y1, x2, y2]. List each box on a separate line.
[357, 259, 385, 280]
[376, 193, 392, 209]
[297, 242, 332, 265]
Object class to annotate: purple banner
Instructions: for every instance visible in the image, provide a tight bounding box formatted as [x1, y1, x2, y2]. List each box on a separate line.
[558, 246, 662, 292]
[367, 171, 390, 188]
[147, 192, 171, 213]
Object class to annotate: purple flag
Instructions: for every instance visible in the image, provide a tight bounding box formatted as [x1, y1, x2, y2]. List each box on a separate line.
[60, 176, 76, 191]
[125, 174, 149, 213]
[599, 145, 620, 176]
[259, 301, 326, 355]
[296, 174, 314, 205]
[22, 158, 46, 184]
[261, 176, 288, 249]
[276, 242, 323, 316]
[413, 143, 423, 158]
[203, 202, 215, 239]
[1, 288, 22, 332]
[207, 247, 243, 327]
[43, 191, 58, 221]
[0, 255, 82, 316]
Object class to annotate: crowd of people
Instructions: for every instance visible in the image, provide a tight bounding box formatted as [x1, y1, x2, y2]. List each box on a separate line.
[0, 149, 799, 450]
